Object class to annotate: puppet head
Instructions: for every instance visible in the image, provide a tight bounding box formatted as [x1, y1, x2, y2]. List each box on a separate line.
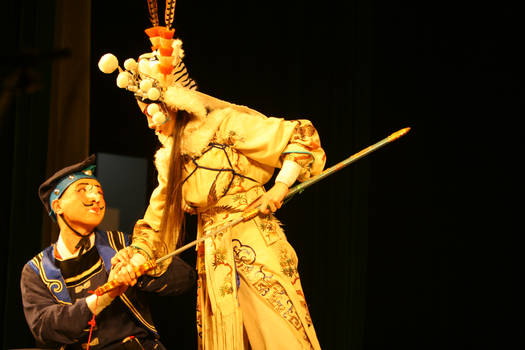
[97, 0, 202, 129]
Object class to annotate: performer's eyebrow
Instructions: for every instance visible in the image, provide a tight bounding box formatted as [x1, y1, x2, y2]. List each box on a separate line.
[75, 182, 102, 189]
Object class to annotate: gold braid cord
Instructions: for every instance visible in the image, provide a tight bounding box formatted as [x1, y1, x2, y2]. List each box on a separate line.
[165, 0, 177, 29]
[94, 260, 157, 296]
[146, 0, 160, 27]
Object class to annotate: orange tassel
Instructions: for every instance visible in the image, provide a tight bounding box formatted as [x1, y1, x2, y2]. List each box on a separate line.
[159, 27, 175, 39]
[145, 26, 163, 38]
[158, 64, 174, 75]
[159, 47, 173, 56]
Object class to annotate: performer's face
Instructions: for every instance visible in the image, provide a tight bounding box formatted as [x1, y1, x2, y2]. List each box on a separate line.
[53, 179, 106, 231]
[137, 100, 175, 136]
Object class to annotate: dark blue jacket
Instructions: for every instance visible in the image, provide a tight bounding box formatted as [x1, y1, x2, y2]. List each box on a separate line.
[21, 230, 195, 349]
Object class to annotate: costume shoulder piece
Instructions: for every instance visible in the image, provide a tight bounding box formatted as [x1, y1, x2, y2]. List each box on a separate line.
[27, 246, 72, 305]
[95, 229, 129, 273]
[26, 230, 129, 304]
[100, 230, 129, 251]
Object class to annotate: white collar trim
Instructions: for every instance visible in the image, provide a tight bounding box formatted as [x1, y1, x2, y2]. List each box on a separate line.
[56, 233, 95, 260]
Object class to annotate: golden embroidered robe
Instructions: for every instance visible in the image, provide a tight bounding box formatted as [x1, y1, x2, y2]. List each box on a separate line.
[132, 98, 326, 349]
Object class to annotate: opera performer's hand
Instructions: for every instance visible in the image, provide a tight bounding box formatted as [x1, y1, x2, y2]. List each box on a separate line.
[245, 181, 289, 215]
[107, 264, 129, 298]
[111, 253, 147, 288]
[111, 247, 134, 267]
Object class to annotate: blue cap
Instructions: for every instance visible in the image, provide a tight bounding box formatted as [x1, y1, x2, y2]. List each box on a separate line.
[38, 154, 97, 221]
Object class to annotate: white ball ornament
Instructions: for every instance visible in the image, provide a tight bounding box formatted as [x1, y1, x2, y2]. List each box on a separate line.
[116, 72, 131, 88]
[147, 87, 161, 101]
[149, 60, 158, 72]
[140, 79, 153, 92]
[146, 103, 160, 115]
[124, 58, 138, 71]
[152, 111, 167, 125]
[98, 53, 119, 74]
[138, 59, 150, 75]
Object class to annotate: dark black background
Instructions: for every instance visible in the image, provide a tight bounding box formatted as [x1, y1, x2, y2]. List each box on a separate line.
[3, 0, 522, 349]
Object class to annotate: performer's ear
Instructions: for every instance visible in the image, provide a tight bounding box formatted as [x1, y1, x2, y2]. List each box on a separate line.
[52, 199, 63, 215]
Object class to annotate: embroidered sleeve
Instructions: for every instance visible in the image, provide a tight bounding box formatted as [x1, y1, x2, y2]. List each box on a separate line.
[281, 119, 326, 181]
[132, 147, 170, 274]
[216, 109, 326, 181]
[20, 264, 92, 346]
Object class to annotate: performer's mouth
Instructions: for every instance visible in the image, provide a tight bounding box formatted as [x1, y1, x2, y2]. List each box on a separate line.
[89, 207, 99, 214]
[83, 202, 104, 214]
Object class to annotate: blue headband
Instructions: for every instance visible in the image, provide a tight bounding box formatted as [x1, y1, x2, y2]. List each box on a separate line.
[48, 165, 97, 218]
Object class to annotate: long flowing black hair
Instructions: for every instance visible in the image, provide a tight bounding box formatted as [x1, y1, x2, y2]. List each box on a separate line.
[158, 108, 191, 252]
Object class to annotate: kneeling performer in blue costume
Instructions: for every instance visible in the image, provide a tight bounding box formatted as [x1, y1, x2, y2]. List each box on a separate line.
[20, 154, 196, 350]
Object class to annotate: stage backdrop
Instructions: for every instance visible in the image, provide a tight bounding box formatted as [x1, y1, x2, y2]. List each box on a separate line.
[4, 0, 522, 349]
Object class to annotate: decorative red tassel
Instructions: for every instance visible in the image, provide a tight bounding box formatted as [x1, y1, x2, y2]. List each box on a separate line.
[86, 290, 99, 350]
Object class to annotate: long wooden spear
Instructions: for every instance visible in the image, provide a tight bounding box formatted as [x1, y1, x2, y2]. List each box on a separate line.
[95, 127, 410, 295]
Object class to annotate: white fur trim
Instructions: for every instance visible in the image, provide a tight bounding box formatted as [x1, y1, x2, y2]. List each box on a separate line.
[153, 106, 226, 159]
[181, 109, 226, 157]
[164, 86, 208, 120]
[154, 136, 172, 182]
[157, 88, 270, 157]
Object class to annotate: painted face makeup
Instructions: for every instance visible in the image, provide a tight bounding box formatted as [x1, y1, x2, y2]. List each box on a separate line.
[57, 179, 106, 231]
[76, 183, 104, 212]
[136, 100, 175, 136]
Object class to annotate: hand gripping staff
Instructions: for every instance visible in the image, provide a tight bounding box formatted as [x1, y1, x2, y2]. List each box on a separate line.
[95, 127, 411, 296]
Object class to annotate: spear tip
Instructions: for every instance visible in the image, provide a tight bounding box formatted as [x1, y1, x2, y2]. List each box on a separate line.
[388, 127, 411, 141]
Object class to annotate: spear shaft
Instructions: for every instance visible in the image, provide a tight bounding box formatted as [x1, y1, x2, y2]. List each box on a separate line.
[287, 127, 411, 199]
[156, 127, 410, 264]
[95, 127, 410, 294]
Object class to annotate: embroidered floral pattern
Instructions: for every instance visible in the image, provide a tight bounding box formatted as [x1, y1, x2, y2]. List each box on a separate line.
[219, 283, 234, 297]
[212, 247, 227, 269]
[201, 205, 242, 228]
[302, 123, 316, 138]
[254, 214, 281, 245]
[211, 243, 234, 297]
[280, 249, 299, 284]
[224, 130, 246, 146]
[291, 121, 317, 146]
[231, 192, 248, 206]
